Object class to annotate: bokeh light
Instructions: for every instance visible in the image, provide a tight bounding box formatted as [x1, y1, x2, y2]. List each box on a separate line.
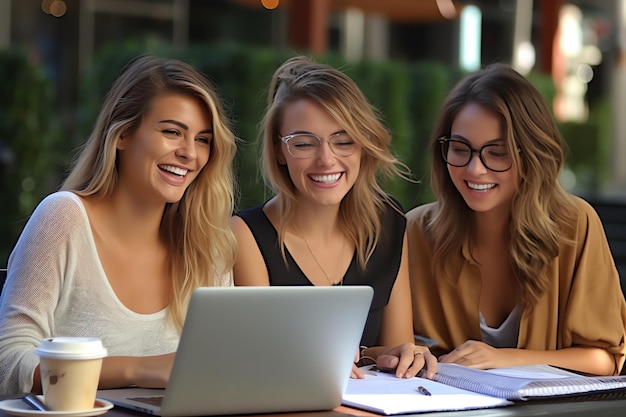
[261, 0, 279, 10]
[42, 0, 66, 17]
[41, 0, 53, 14]
[50, 1, 67, 18]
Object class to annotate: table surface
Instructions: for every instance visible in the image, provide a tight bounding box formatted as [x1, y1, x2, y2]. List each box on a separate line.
[1, 395, 626, 417]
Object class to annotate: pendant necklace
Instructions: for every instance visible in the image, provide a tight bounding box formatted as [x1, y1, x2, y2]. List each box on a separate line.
[293, 225, 345, 286]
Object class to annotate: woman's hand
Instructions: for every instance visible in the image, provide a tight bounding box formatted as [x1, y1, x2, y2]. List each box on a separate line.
[438, 340, 514, 369]
[350, 349, 366, 379]
[350, 362, 366, 379]
[131, 352, 177, 388]
[376, 343, 437, 379]
[99, 352, 176, 389]
[440, 341, 618, 376]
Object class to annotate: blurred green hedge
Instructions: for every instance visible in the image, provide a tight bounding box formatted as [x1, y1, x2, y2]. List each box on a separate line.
[0, 42, 608, 264]
[0, 49, 63, 264]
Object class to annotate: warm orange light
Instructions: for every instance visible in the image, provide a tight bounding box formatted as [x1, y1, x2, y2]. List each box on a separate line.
[50, 0, 67, 17]
[261, 0, 279, 10]
[41, 0, 53, 14]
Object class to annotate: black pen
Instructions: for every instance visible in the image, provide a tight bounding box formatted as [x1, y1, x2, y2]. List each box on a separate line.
[417, 386, 432, 396]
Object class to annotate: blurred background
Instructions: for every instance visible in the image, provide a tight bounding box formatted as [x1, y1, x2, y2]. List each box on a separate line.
[1, 0, 625, 267]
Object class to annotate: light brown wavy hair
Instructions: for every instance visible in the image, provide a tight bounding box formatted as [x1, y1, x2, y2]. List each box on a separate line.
[62, 54, 237, 331]
[261, 55, 411, 268]
[427, 63, 577, 309]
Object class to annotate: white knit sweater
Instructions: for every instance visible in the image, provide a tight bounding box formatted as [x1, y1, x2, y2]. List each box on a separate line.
[0, 192, 180, 394]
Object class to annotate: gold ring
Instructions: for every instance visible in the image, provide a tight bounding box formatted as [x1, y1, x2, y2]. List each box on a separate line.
[414, 352, 424, 357]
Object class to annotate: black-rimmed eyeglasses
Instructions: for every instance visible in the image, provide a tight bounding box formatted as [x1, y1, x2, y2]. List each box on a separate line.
[280, 133, 359, 159]
[439, 137, 517, 172]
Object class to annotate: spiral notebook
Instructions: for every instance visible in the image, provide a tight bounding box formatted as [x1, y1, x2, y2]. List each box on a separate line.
[432, 363, 626, 401]
[343, 364, 626, 415]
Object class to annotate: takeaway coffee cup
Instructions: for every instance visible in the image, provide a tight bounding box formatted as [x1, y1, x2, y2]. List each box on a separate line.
[35, 337, 108, 411]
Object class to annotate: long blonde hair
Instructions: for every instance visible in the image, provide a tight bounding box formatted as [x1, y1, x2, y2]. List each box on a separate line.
[261, 55, 411, 268]
[62, 54, 237, 330]
[428, 63, 577, 309]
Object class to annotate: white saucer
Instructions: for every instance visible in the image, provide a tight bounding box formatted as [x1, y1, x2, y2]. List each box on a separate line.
[0, 396, 113, 417]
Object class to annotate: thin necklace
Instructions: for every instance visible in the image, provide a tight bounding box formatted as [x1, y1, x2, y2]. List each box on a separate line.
[293, 225, 345, 286]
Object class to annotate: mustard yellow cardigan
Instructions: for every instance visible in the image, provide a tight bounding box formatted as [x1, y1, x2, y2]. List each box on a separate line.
[407, 196, 626, 375]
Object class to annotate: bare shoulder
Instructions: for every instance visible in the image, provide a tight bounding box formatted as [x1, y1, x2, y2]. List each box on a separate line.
[229, 215, 260, 248]
[229, 214, 269, 285]
[229, 214, 250, 235]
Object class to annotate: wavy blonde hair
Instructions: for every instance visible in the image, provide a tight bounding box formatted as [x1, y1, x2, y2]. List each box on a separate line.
[261, 56, 411, 268]
[427, 63, 577, 309]
[62, 54, 237, 331]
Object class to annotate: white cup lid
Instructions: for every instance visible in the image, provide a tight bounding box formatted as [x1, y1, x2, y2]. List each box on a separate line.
[35, 337, 108, 360]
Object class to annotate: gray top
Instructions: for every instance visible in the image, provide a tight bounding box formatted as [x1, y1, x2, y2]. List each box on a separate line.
[480, 305, 521, 348]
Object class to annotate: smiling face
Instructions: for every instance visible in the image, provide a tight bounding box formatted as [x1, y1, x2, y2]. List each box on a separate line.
[447, 102, 518, 217]
[116, 93, 213, 205]
[278, 99, 362, 208]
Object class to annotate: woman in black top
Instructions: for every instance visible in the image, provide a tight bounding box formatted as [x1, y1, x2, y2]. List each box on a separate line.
[230, 56, 436, 379]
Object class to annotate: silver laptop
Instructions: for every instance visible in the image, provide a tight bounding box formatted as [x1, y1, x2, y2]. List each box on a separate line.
[98, 285, 373, 416]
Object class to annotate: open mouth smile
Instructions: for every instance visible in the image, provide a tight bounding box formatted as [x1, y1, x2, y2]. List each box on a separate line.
[159, 164, 188, 177]
[466, 181, 496, 192]
[310, 173, 342, 184]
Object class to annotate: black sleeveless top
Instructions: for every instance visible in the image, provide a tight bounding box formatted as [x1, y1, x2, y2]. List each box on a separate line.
[236, 199, 406, 346]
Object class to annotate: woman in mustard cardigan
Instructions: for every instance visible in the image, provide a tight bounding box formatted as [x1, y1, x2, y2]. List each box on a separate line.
[407, 63, 626, 376]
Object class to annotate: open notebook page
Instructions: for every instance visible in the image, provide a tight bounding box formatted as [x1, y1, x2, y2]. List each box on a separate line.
[342, 366, 513, 415]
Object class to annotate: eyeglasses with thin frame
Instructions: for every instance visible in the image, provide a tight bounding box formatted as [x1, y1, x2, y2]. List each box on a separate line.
[280, 132, 358, 159]
[439, 137, 517, 172]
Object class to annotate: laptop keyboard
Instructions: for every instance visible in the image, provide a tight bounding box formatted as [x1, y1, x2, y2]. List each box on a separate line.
[127, 396, 164, 406]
